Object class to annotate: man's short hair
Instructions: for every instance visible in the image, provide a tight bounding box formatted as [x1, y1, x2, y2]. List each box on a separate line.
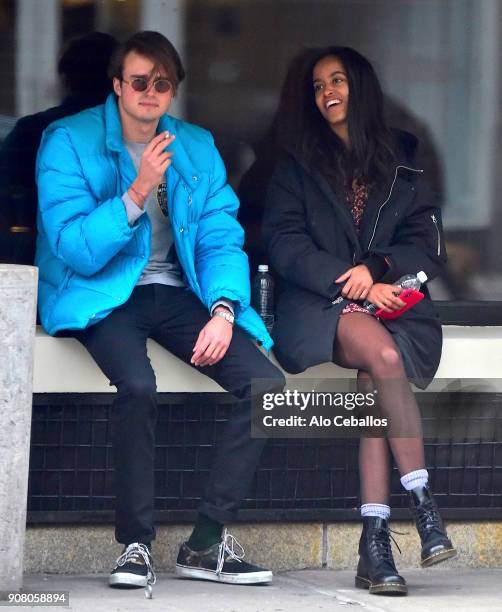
[108, 31, 185, 94]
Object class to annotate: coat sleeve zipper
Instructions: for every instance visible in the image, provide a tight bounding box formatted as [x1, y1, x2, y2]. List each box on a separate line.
[330, 296, 344, 305]
[431, 213, 441, 256]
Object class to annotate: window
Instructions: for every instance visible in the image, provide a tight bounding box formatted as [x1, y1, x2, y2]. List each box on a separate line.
[1, 0, 500, 322]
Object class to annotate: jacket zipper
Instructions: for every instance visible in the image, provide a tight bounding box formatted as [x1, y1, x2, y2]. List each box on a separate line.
[431, 213, 441, 256]
[329, 165, 422, 307]
[366, 165, 423, 252]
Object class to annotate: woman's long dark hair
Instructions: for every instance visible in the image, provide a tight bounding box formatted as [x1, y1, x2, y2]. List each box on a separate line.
[271, 46, 397, 192]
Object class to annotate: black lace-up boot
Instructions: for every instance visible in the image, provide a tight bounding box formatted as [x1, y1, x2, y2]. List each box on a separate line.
[409, 484, 457, 567]
[355, 517, 407, 595]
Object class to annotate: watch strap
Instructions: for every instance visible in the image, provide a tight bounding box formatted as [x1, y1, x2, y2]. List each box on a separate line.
[212, 309, 235, 326]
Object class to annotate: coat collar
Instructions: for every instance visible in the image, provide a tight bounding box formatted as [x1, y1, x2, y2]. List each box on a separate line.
[104, 94, 201, 187]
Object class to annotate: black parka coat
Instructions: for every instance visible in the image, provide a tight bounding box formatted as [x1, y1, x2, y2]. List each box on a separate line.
[262, 145, 447, 388]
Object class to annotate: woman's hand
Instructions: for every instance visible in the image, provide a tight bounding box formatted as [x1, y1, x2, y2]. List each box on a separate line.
[335, 264, 373, 300]
[365, 283, 407, 313]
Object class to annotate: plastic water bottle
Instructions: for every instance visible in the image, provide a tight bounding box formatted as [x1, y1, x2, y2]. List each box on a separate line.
[364, 270, 428, 314]
[252, 264, 275, 333]
[396, 270, 428, 290]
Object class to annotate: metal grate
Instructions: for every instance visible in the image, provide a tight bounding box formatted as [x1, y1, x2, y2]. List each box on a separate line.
[27, 392, 502, 523]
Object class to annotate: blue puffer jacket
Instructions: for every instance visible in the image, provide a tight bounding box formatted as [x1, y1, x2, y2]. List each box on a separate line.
[35, 94, 272, 349]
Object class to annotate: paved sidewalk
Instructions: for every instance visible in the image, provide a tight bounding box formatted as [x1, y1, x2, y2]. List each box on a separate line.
[10, 568, 501, 611]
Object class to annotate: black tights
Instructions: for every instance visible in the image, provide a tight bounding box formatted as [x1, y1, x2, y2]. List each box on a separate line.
[333, 312, 425, 505]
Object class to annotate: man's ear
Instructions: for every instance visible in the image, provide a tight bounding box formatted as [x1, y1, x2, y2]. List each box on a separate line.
[113, 78, 121, 97]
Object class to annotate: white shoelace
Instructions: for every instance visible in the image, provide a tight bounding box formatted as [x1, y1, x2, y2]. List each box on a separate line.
[115, 542, 156, 599]
[216, 529, 245, 575]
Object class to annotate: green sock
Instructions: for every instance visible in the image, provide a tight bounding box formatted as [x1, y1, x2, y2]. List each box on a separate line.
[187, 514, 223, 551]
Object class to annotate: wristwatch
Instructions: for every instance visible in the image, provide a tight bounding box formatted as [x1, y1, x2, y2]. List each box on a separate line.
[212, 309, 235, 326]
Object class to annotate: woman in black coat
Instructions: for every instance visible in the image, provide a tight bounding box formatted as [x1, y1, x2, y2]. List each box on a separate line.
[262, 47, 456, 596]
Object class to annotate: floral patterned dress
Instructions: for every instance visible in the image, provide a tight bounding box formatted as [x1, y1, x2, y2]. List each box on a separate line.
[341, 182, 373, 315]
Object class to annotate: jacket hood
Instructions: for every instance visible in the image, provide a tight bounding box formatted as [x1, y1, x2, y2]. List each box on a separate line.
[392, 129, 419, 166]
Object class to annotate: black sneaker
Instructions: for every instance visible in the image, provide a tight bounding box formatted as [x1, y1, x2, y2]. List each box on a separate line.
[109, 542, 156, 595]
[175, 529, 272, 585]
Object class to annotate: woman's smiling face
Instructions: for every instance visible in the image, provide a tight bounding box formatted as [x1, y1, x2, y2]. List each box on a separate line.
[312, 55, 349, 143]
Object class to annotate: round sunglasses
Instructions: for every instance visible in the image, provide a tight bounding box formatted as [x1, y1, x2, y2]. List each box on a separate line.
[122, 76, 172, 94]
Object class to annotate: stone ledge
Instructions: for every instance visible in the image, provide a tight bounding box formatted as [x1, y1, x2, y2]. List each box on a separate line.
[34, 325, 502, 393]
[24, 523, 322, 574]
[24, 521, 502, 574]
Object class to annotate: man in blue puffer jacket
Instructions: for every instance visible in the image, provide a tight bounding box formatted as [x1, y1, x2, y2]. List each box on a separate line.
[36, 31, 285, 593]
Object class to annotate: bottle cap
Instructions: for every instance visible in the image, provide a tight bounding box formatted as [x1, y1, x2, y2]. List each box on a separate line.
[417, 271, 428, 283]
[258, 264, 269, 272]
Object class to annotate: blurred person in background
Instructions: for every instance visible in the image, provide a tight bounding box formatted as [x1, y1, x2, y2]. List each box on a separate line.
[0, 31, 118, 264]
[238, 49, 317, 275]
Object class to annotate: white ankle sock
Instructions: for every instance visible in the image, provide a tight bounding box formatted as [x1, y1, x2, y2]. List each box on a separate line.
[400, 468, 428, 491]
[360, 503, 390, 520]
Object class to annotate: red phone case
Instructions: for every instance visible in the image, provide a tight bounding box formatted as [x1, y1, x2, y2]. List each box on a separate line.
[376, 288, 424, 320]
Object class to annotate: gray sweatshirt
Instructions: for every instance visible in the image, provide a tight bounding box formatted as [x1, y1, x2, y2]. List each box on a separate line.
[122, 140, 185, 287]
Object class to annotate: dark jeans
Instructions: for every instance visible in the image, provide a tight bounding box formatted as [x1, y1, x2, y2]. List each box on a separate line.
[72, 284, 285, 546]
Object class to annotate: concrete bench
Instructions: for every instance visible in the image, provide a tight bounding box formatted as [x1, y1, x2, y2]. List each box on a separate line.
[34, 325, 502, 393]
